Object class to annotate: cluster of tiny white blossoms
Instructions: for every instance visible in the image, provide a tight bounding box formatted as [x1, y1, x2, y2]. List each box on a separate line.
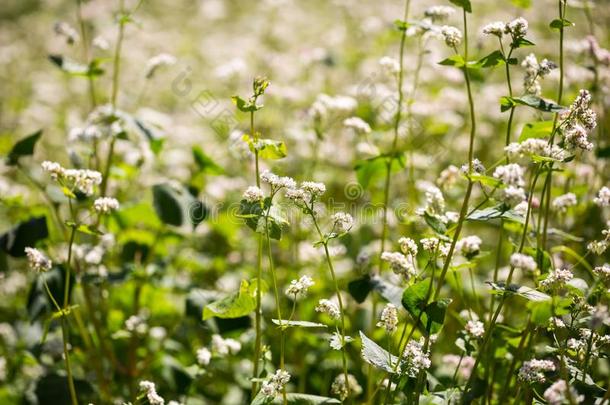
[505, 138, 567, 161]
[562, 89, 597, 151]
[510, 253, 537, 273]
[331, 212, 354, 234]
[552, 193, 577, 213]
[465, 320, 485, 338]
[377, 303, 398, 333]
[285, 275, 314, 298]
[505, 17, 528, 38]
[242, 186, 265, 203]
[196, 347, 211, 366]
[544, 380, 584, 405]
[401, 338, 431, 378]
[309, 93, 357, 121]
[125, 314, 148, 335]
[261, 369, 291, 398]
[68, 104, 127, 142]
[493, 163, 527, 206]
[440, 25, 462, 48]
[540, 268, 574, 290]
[41, 161, 103, 196]
[593, 264, 610, 282]
[456, 235, 482, 258]
[93, 197, 119, 214]
[381, 251, 416, 280]
[211, 334, 241, 356]
[568, 328, 610, 357]
[315, 299, 340, 320]
[521, 53, 557, 95]
[587, 221, 610, 255]
[594, 186, 610, 207]
[481, 21, 506, 37]
[24, 247, 52, 273]
[423, 185, 446, 216]
[145, 53, 176, 79]
[518, 359, 556, 383]
[378, 56, 400, 76]
[420, 237, 440, 253]
[285, 181, 326, 204]
[437, 165, 460, 189]
[260, 170, 297, 191]
[331, 373, 362, 401]
[398, 237, 418, 256]
[423, 5, 455, 21]
[139, 380, 165, 405]
[343, 116, 371, 134]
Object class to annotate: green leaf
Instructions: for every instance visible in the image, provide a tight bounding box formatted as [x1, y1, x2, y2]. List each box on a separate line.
[439, 54, 466, 67]
[469, 174, 502, 188]
[203, 280, 260, 320]
[516, 286, 551, 301]
[6, 130, 42, 165]
[501, 95, 565, 113]
[27, 266, 72, 321]
[518, 120, 554, 141]
[449, 0, 472, 12]
[401, 278, 431, 319]
[152, 183, 197, 227]
[0, 216, 48, 257]
[252, 393, 341, 405]
[192, 146, 224, 174]
[528, 298, 570, 326]
[354, 153, 405, 189]
[65, 221, 104, 236]
[424, 212, 447, 235]
[549, 19, 573, 29]
[134, 118, 164, 155]
[359, 331, 400, 373]
[348, 275, 373, 303]
[511, 37, 535, 49]
[474, 50, 506, 68]
[394, 20, 411, 31]
[271, 320, 327, 329]
[510, 0, 531, 8]
[467, 206, 505, 222]
[423, 299, 451, 334]
[243, 135, 287, 160]
[48, 55, 104, 77]
[232, 95, 260, 112]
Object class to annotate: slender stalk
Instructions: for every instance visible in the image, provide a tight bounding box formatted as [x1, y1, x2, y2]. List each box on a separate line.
[61, 225, 78, 405]
[75, 0, 97, 108]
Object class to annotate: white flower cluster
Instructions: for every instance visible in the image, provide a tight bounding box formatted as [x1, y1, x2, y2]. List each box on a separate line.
[562, 90, 597, 151]
[331, 373, 362, 401]
[145, 53, 176, 79]
[139, 380, 165, 405]
[552, 193, 577, 213]
[568, 328, 610, 357]
[540, 268, 574, 289]
[41, 161, 103, 196]
[594, 186, 610, 207]
[505, 17, 528, 38]
[285, 275, 314, 298]
[377, 303, 398, 333]
[260, 170, 297, 190]
[285, 181, 326, 204]
[481, 21, 506, 37]
[465, 320, 485, 338]
[398, 237, 418, 256]
[331, 212, 354, 233]
[440, 25, 462, 48]
[420, 237, 440, 253]
[211, 334, 241, 356]
[521, 53, 556, 95]
[493, 164, 525, 187]
[424, 6, 455, 21]
[125, 315, 148, 335]
[457, 235, 482, 258]
[424, 185, 446, 215]
[518, 359, 556, 383]
[93, 197, 120, 214]
[196, 347, 211, 366]
[315, 299, 340, 320]
[261, 369, 291, 398]
[243, 186, 265, 203]
[593, 264, 610, 281]
[343, 117, 371, 134]
[543, 380, 584, 405]
[24, 247, 52, 273]
[68, 104, 127, 143]
[378, 56, 400, 76]
[381, 251, 416, 279]
[505, 138, 567, 162]
[54, 21, 79, 44]
[510, 253, 537, 272]
[310, 94, 357, 120]
[401, 338, 431, 378]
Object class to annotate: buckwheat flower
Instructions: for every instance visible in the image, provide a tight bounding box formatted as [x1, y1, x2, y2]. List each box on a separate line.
[285, 275, 314, 298]
[420, 237, 440, 252]
[54, 21, 79, 44]
[505, 17, 528, 38]
[145, 53, 176, 79]
[211, 334, 241, 356]
[425, 185, 445, 214]
[125, 315, 148, 335]
[482, 21, 505, 37]
[443, 354, 475, 379]
[243, 186, 265, 203]
[64, 169, 103, 195]
[331, 212, 354, 233]
[465, 320, 485, 338]
[402, 338, 431, 378]
[196, 347, 211, 366]
[381, 251, 415, 279]
[316, 299, 340, 320]
[552, 193, 577, 212]
[514, 201, 528, 216]
[437, 165, 460, 188]
[377, 303, 399, 333]
[92, 36, 110, 50]
[24, 247, 52, 273]
[398, 237, 418, 256]
[261, 369, 291, 398]
[587, 240, 608, 255]
[329, 332, 353, 350]
[424, 6, 455, 21]
[544, 380, 584, 405]
[343, 116, 371, 134]
[379, 56, 400, 75]
[540, 268, 574, 289]
[260, 170, 279, 186]
[41, 161, 65, 180]
[594, 186, 610, 207]
[441, 25, 462, 47]
[548, 317, 566, 331]
[285, 188, 308, 203]
[301, 181, 326, 198]
[456, 235, 482, 258]
[493, 164, 525, 187]
[518, 359, 555, 383]
[538, 59, 558, 76]
[93, 197, 119, 214]
[331, 374, 362, 401]
[510, 253, 537, 272]
[502, 186, 526, 206]
[139, 380, 165, 405]
[564, 124, 594, 151]
[593, 264, 610, 282]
